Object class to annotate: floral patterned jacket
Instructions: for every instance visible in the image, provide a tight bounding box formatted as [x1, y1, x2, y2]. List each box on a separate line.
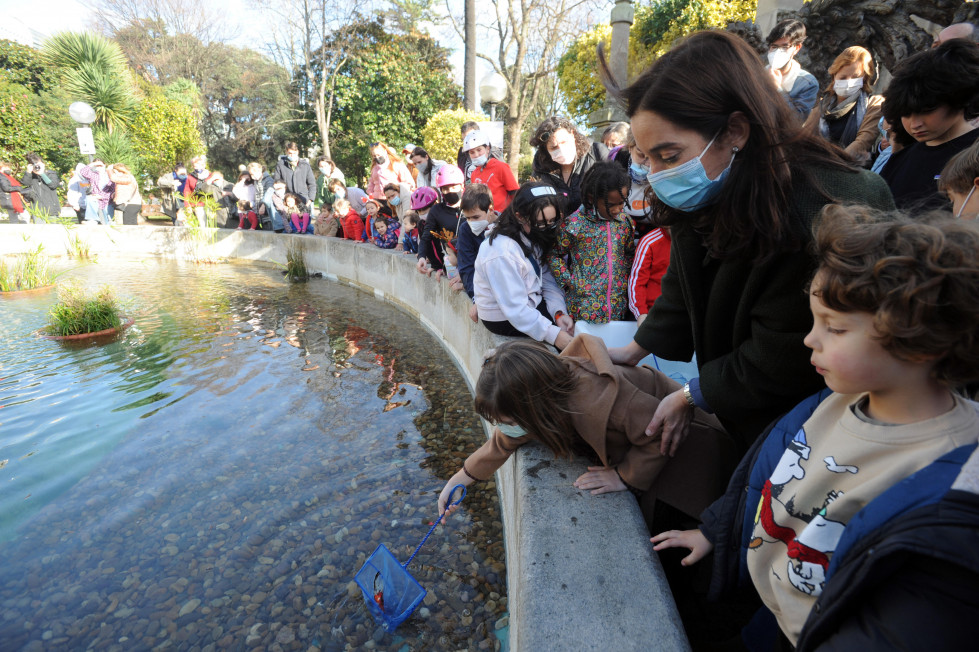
[547, 205, 635, 323]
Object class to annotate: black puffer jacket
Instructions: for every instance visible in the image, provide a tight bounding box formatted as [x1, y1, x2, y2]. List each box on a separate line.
[21, 168, 61, 217]
[417, 202, 462, 271]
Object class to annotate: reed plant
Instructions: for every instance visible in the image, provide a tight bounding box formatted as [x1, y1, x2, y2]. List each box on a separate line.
[285, 240, 309, 281]
[47, 282, 122, 336]
[0, 245, 55, 291]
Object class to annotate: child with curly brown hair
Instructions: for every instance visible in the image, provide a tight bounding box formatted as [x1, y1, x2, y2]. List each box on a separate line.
[652, 206, 979, 651]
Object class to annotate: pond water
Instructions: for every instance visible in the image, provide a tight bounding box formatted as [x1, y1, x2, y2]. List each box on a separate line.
[0, 258, 508, 651]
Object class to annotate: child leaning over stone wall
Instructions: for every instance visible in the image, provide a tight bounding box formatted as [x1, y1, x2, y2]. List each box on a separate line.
[436, 335, 735, 524]
[652, 206, 979, 651]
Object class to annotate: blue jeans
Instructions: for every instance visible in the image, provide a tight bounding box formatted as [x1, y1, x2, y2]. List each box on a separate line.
[85, 195, 109, 224]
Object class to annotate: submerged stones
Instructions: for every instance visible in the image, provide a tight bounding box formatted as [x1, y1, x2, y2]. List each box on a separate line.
[0, 263, 507, 651]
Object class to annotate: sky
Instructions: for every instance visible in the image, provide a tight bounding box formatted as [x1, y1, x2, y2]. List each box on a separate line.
[6, 0, 501, 95]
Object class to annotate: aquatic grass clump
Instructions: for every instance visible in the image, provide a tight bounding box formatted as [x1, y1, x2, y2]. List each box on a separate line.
[47, 282, 122, 336]
[0, 245, 55, 292]
[285, 240, 309, 282]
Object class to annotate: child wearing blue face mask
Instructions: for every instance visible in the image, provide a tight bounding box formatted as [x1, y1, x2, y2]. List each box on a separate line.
[436, 336, 733, 517]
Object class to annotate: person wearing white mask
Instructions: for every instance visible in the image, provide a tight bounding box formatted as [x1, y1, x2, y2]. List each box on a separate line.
[530, 116, 607, 211]
[803, 46, 883, 165]
[465, 130, 519, 212]
[314, 156, 345, 210]
[765, 19, 819, 121]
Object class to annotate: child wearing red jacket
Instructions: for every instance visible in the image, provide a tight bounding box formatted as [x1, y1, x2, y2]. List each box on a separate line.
[628, 227, 672, 325]
[336, 198, 366, 241]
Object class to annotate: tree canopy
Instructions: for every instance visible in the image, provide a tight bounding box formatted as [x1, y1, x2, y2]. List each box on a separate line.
[557, 0, 757, 123]
[325, 19, 460, 185]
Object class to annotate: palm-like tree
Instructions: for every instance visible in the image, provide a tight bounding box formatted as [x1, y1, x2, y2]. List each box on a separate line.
[42, 32, 136, 134]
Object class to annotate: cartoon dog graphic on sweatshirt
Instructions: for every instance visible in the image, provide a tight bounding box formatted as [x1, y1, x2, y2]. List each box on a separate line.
[749, 428, 857, 596]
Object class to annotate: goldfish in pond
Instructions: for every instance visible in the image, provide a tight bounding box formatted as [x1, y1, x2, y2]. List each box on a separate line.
[373, 590, 384, 611]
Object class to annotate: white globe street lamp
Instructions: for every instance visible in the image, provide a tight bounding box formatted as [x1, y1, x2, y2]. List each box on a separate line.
[479, 72, 508, 122]
[69, 102, 96, 125]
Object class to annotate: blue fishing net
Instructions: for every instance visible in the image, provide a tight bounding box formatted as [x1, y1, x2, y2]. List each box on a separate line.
[354, 485, 466, 631]
[354, 544, 427, 631]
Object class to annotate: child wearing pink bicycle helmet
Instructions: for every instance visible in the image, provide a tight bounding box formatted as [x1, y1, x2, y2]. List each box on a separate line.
[416, 165, 466, 278]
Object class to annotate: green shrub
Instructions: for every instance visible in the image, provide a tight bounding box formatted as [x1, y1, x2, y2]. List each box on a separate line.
[420, 108, 485, 164]
[47, 282, 121, 336]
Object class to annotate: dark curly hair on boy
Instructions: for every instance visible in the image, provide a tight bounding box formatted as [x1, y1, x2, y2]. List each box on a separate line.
[579, 161, 629, 219]
[812, 205, 979, 385]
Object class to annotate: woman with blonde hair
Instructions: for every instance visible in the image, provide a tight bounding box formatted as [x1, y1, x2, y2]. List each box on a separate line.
[366, 141, 415, 199]
[107, 163, 142, 225]
[804, 46, 883, 163]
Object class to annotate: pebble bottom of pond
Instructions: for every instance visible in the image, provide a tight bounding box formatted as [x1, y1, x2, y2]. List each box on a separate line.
[0, 257, 508, 652]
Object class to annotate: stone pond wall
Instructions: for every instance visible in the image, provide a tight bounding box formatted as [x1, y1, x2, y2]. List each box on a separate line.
[1, 224, 690, 651]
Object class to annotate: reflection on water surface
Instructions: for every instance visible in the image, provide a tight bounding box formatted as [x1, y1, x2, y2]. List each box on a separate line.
[0, 258, 507, 651]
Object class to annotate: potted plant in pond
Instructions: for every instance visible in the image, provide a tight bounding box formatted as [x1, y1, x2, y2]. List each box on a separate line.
[0, 245, 56, 296]
[44, 282, 133, 341]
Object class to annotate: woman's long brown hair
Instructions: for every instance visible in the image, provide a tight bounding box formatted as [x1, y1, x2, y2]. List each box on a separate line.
[474, 340, 580, 459]
[600, 30, 853, 262]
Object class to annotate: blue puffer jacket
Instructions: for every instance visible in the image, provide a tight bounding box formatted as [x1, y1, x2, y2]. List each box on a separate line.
[700, 390, 979, 651]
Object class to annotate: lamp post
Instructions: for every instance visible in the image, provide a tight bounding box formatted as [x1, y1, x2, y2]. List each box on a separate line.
[478, 72, 508, 122]
[69, 102, 97, 163]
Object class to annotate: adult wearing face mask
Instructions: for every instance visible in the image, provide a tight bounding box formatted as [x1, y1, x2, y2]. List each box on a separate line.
[409, 146, 447, 189]
[274, 142, 317, 208]
[530, 116, 607, 213]
[765, 19, 819, 122]
[803, 47, 883, 165]
[81, 160, 115, 225]
[314, 156, 345, 209]
[600, 31, 894, 463]
[21, 153, 61, 219]
[190, 155, 211, 184]
[382, 182, 413, 250]
[367, 142, 415, 200]
[416, 165, 465, 277]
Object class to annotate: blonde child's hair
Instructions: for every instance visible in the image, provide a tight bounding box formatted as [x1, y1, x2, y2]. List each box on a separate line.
[334, 198, 351, 213]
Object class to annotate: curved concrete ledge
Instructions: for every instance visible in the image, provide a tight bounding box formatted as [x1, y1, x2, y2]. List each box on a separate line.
[0, 224, 690, 651]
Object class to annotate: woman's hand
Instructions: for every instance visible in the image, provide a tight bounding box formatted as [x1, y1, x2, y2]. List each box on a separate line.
[416, 258, 431, 276]
[448, 275, 464, 293]
[469, 303, 479, 324]
[556, 314, 574, 336]
[606, 340, 649, 366]
[573, 466, 627, 495]
[650, 529, 713, 567]
[646, 389, 693, 457]
[438, 469, 475, 517]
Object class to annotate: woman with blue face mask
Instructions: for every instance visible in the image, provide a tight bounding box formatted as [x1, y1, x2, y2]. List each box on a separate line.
[599, 31, 895, 456]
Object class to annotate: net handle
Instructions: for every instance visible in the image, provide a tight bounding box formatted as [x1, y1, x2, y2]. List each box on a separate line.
[403, 484, 466, 568]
